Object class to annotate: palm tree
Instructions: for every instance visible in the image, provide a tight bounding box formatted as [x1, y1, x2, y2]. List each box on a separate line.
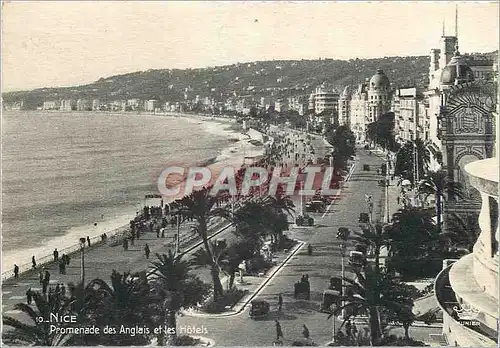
[175, 186, 231, 300]
[327, 267, 414, 346]
[395, 138, 430, 183]
[352, 222, 390, 274]
[418, 170, 465, 231]
[80, 270, 153, 345]
[384, 207, 440, 279]
[150, 251, 209, 345]
[3, 291, 74, 346]
[190, 239, 229, 293]
[442, 212, 480, 252]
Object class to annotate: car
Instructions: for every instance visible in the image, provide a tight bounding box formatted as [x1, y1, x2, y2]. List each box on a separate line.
[358, 213, 370, 223]
[348, 251, 366, 267]
[305, 200, 326, 213]
[363, 164, 370, 171]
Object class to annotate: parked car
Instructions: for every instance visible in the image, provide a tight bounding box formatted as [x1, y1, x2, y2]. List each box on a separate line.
[363, 164, 370, 171]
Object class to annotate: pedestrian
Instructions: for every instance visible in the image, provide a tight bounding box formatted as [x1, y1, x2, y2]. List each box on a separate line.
[48, 287, 54, 303]
[275, 320, 284, 341]
[53, 248, 59, 261]
[352, 323, 358, 338]
[302, 324, 310, 339]
[144, 244, 150, 259]
[161, 228, 165, 238]
[123, 239, 129, 251]
[61, 284, 66, 297]
[397, 196, 400, 205]
[87, 236, 91, 247]
[278, 293, 283, 312]
[59, 261, 66, 274]
[55, 283, 60, 294]
[14, 264, 19, 279]
[26, 288, 33, 305]
[32, 256, 37, 269]
[345, 320, 352, 338]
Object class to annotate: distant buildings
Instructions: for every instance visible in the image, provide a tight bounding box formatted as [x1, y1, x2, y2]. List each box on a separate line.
[60, 99, 76, 111]
[42, 100, 60, 110]
[308, 84, 339, 115]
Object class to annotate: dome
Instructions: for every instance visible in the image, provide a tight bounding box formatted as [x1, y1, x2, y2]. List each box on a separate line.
[369, 69, 390, 89]
[440, 53, 474, 85]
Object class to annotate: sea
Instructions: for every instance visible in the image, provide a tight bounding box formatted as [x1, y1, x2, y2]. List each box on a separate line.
[2, 111, 259, 275]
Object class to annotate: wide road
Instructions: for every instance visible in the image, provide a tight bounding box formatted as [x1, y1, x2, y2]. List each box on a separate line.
[177, 149, 441, 345]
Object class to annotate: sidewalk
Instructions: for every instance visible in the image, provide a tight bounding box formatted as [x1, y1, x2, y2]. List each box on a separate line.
[2, 217, 233, 317]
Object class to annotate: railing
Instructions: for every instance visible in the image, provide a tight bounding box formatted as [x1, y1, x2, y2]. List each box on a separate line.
[2, 224, 129, 281]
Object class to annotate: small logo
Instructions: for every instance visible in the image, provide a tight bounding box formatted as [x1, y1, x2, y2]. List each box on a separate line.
[453, 303, 480, 321]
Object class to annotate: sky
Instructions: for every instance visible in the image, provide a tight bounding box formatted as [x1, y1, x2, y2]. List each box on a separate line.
[2, 1, 499, 92]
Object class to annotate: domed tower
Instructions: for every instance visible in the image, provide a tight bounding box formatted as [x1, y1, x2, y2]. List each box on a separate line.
[440, 44, 474, 89]
[368, 69, 391, 123]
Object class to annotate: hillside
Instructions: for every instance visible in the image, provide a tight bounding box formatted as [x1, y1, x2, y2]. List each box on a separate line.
[3, 56, 433, 109]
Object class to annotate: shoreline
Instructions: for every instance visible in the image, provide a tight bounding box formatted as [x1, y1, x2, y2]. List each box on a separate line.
[1, 112, 264, 280]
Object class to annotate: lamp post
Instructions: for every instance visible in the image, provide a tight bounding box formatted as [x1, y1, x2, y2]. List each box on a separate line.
[79, 237, 86, 286]
[385, 153, 391, 223]
[175, 213, 180, 255]
[340, 242, 347, 319]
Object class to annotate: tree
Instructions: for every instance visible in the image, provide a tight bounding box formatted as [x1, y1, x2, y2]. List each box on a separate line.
[326, 125, 356, 175]
[327, 267, 414, 346]
[190, 240, 229, 294]
[79, 271, 153, 345]
[442, 212, 480, 252]
[394, 138, 430, 182]
[3, 292, 74, 346]
[352, 222, 390, 274]
[150, 251, 209, 345]
[418, 170, 465, 232]
[365, 113, 399, 152]
[175, 187, 231, 301]
[384, 207, 441, 279]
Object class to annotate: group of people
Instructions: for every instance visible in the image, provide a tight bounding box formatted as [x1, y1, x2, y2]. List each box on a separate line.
[274, 320, 311, 343]
[25, 282, 67, 305]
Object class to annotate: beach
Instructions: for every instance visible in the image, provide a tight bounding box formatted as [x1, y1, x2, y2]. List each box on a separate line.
[1, 111, 264, 279]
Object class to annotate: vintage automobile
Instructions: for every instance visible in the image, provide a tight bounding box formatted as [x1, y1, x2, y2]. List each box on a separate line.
[249, 300, 270, 319]
[295, 214, 314, 226]
[348, 251, 367, 268]
[358, 213, 370, 223]
[294, 278, 311, 300]
[363, 164, 370, 171]
[305, 200, 326, 213]
[320, 289, 340, 313]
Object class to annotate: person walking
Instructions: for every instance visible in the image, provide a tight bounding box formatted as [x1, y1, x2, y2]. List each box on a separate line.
[302, 324, 310, 339]
[13, 264, 19, 279]
[44, 269, 51, 284]
[345, 320, 352, 338]
[275, 320, 284, 341]
[26, 288, 33, 305]
[86, 236, 91, 247]
[352, 322, 358, 339]
[144, 244, 150, 259]
[32, 256, 37, 269]
[278, 293, 283, 312]
[53, 248, 59, 261]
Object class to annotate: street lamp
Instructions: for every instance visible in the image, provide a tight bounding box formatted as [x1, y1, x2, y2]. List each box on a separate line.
[340, 242, 347, 320]
[79, 237, 86, 286]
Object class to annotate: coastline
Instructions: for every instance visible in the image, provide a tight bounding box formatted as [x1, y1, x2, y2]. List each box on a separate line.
[1, 112, 264, 280]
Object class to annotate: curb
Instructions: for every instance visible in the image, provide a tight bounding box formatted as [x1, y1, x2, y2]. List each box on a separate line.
[181, 240, 305, 318]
